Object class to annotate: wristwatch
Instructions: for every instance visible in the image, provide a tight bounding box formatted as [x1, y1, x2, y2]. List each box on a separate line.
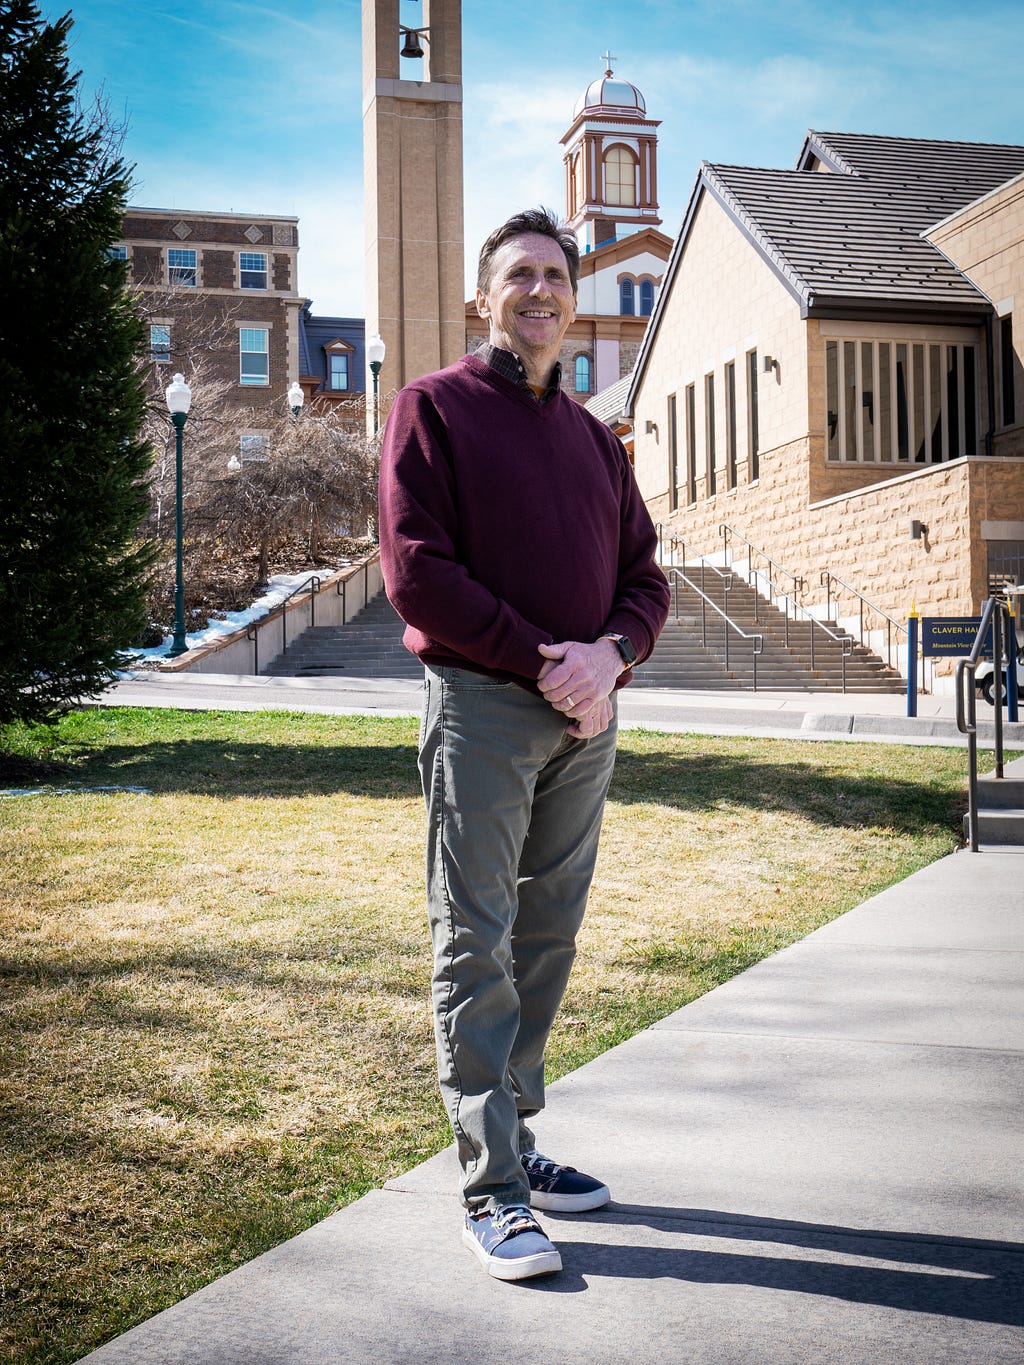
[603, 632, 637, 670]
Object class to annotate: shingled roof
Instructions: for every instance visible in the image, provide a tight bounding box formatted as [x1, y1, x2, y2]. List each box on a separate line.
[626, 130, 1024, 415]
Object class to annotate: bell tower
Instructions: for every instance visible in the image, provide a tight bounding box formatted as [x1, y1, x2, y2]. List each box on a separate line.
[562, 56, 661, 253]
[362, 0, 465, 394]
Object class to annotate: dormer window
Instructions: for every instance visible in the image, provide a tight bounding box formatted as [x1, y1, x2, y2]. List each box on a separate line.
[324, 339, 354, 392]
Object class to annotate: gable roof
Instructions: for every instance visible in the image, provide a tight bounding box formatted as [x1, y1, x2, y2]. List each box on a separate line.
[626, 130, 1024, 417]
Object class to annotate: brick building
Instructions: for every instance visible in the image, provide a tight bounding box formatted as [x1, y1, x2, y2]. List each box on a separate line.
[626, 131, 1024, 683]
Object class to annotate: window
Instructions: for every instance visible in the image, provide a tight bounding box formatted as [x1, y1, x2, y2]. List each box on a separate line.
[574, 354, 591, 394]
[705, 372, 717, 496]
[639, 280, 655, 317]
[328, 352, 350, 391]
[571, 152, 584, 217]
[150, 324, 171, 363]
[825, 336, 978, 462]
[1001, 315, 1015, 427]
[667, 393, 678, 512]
[603, 145, 637, 207]
[239, 327, 269, 386]
[988, 540, 1024, 594]
[619, 279, 635, 316]
[725, 361, 737, 490]
[107, 244, 128, 261]
[239, 252, 268, 290]
[168, 247, 197, 286]
[240, 434, 268, 463]
[685, 384, 697, 505]
[747, 350, 760, 482]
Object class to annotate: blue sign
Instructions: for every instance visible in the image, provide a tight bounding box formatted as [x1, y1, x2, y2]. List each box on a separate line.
[920, 617, 993, 658]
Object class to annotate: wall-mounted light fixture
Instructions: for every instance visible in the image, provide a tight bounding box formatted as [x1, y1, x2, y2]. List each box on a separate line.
[763, 354, 775, 373]
[645, 419, 658, 437]
[910, 519, 928, 541]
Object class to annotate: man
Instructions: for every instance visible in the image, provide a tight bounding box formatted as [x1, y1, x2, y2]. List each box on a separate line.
[378, 207, 669, 1281]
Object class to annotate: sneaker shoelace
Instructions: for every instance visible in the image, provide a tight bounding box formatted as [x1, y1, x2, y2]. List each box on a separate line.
[521, 1150, 575, 1177]
[491, 1204, 538, 1235]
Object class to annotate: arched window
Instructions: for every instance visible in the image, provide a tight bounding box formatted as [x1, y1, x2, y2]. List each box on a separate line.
[603, 145, 637, 207]
[575, 354, 591, 394]
[639, 279, 655, 316]
[619, 278, 635, 316]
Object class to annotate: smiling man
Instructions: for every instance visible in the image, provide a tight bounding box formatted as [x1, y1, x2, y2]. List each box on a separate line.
[379, 208, 669, 1281]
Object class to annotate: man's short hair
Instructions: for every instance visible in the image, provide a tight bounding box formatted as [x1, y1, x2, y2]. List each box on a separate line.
[476, 207, 581, 296]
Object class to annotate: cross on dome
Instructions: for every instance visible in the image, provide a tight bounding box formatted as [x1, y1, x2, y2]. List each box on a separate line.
[600, 49, 617, 76]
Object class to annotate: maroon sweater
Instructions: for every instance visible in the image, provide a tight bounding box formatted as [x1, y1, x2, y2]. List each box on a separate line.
[378, 353, 669, 686]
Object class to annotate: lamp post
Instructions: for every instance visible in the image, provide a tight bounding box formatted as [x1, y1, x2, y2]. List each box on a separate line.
[287, 381, 304, 417]
[164, 372, 192, 657]
[367, 333, 386, 435]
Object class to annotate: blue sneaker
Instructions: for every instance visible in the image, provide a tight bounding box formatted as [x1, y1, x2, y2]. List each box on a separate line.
[521, 1149, 610, 1212]
[462, 1204, 562, 1280]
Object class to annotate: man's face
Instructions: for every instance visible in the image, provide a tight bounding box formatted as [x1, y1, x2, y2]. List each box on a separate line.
[475, 232, 577, 365]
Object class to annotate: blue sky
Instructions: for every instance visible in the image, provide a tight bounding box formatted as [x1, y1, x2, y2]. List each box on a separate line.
[57, 0, 1024, 316]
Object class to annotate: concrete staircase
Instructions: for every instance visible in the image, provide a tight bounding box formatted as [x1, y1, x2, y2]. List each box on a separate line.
[652, 572, 905, 693]
[965, 755, 1024, 846]
[264, 590, 421, 679]
[267, 582, 904, 693]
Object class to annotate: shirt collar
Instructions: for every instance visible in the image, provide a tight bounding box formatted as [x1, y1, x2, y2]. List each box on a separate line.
[474, 343, 562, 405]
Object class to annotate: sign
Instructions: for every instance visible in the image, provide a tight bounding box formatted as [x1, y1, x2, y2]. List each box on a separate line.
[920, 616, 993, 658]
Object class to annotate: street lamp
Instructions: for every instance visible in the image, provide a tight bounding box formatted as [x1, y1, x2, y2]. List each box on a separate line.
[164, 372, 192, 657]
[287, 381, 304, 417]
[367, 333, 386, 435]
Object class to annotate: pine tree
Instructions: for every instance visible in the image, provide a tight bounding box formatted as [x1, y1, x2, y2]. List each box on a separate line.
[0, 1, 153, 725]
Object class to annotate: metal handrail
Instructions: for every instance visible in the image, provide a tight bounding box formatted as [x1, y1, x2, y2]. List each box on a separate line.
[666, 567, 764, 690]
[720, 523, 804, 599]
[656, 524, 733, 586]
[719, 524, 852, 689]
[246, 574, 322, 674]
[956, 596, 1011, 852]
[820, 570, 907, 674]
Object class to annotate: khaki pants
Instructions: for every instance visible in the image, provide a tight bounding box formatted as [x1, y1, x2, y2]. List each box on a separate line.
[419, 666, 618, 1212]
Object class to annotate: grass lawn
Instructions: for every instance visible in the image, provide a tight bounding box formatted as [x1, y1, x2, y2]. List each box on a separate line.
[0, 707, 987, 1362]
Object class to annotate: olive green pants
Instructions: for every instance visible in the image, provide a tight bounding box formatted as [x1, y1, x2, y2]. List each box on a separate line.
[419, 666, 618, 1212]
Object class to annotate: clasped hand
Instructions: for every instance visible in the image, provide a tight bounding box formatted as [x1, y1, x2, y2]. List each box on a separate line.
[537, 638, 621, 738]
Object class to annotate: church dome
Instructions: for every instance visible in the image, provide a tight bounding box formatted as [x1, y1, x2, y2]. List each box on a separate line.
[573, 65, 646, 120]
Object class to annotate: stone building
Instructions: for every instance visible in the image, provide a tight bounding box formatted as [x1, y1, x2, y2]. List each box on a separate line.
[626, 131, 1024, 675]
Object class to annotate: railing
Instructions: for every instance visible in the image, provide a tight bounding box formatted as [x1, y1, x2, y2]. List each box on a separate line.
[246, 574, 322, 675]
[337, 558, 374, 626]
[956, 596, 1014, 852]
[820, 570, 909, 676]
[665, 567, 764, 689]
[720, 524, 852, 690]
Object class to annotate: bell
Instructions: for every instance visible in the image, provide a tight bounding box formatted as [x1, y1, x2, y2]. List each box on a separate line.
[400, 27, 424, 59]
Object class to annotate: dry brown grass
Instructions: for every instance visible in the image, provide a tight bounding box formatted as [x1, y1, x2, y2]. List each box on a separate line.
[0, 708, 979, 1362]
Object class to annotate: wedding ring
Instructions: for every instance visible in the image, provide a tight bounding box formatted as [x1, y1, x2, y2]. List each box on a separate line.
[565, 694, 575, 708]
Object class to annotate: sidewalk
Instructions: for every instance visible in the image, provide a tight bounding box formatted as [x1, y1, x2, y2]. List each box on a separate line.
[80, 680, 1024, 1363]
[99, 668, 1024, 747]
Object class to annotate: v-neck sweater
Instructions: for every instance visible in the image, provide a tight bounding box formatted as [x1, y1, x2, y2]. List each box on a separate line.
[379, 353, 669, 685]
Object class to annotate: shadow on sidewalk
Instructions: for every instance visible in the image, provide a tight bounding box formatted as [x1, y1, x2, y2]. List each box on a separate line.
[523, 1205, 1024, 1323]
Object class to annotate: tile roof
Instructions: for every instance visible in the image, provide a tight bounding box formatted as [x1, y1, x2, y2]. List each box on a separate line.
[704, 161, 991, 315]
[584, 372, 633, 425]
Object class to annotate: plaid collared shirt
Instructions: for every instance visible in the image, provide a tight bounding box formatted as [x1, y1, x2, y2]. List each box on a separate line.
[474, 343, 563, 406]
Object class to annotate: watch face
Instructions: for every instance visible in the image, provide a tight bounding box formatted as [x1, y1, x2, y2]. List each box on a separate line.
[613, 634, 637, 667]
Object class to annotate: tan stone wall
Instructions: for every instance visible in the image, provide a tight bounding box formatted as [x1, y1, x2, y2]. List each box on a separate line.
[658, 456, 1024, 626]
[928, 176, 1024, 454]
[632, 189, 809, 511]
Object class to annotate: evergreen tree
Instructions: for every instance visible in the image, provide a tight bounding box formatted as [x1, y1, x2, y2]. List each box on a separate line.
[0, 1, 153, 725]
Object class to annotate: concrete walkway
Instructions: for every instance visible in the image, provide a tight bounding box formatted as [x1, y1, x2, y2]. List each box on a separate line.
[81, 676, 1024, 1363]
